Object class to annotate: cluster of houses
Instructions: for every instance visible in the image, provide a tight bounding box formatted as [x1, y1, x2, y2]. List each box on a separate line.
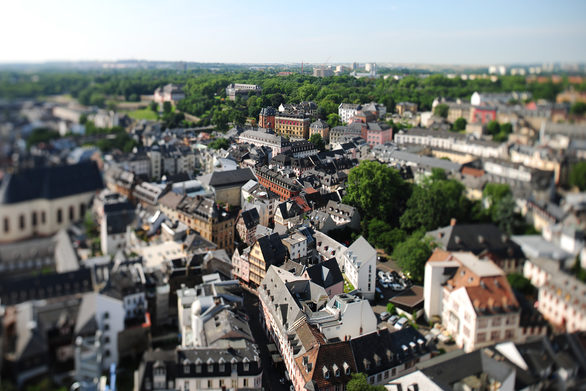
[0, 81, 585, 390]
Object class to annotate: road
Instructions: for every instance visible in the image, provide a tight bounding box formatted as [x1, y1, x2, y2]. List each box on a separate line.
[243, 290, 290, 391]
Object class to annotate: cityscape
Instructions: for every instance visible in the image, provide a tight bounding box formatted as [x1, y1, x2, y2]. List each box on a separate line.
[0, 1, 586, 391]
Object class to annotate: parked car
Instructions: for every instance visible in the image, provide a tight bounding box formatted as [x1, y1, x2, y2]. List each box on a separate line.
[379, 280, 389, 289]
[378, 271, 386, 279]
[380, 311, 390, 321]
[394, 317, 409, 329]
[375, 287, 384, 300]
[390, 283, 404, 291]
[388, 315, 399, 325]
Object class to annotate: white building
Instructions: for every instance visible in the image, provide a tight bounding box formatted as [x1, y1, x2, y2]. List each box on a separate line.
[75, 293, 125, 371]
[341, 236, 376, 300]
[395, 128, 507, 160]
[523, 257, 586, 333]
[424, 250, 521, 352]
[338, 103, 362, 124]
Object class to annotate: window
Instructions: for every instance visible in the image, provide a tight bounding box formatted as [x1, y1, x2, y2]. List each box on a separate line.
[19, 214, 25, 230]
[243, 379, 248, 387]
[80, 203, 86, 218]
[32, 212, 37, 227]
[69, 206, 75, 221]
[57, 209, 63, 224]
[207, 380, 212, 389]
[477, 332, 486, 343]
[492, 316, 502, 327]
[41, 211, 46, 224]
[3, 217, 8, 233]
[490, 330, 500, 341]
[504, 329, 516, 339]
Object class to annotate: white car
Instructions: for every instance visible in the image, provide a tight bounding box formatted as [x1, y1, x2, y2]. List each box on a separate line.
[378, 271, 386, 279]
[388, 315, 399, 325]
[380, 311, 390, 321]
[394, 317, 409, 329]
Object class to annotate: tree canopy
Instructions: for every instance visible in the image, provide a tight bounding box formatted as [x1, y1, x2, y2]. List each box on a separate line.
[343, 161, 410, 226]
[209, 137, 230, 150]
[569, 161, 586, 191]
[309, 133, 326, 152]
[346, 373, 386, 391]
[392, 233, 434, 283]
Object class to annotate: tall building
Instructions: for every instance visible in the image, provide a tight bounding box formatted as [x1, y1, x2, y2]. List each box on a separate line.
[258, 106, 276, 129]
[275, 112, 311, 139]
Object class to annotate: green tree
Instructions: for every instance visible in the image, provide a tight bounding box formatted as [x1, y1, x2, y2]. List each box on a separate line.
[570, 101, 586, 116]
[494, 122, 513, 142]
[392, 234, 434, 283]
[491, 193, 517, 235]
[434, 103, 449, 118]
[569, 161, 586, 191]
[309, 133, 326, 152]
[346, 373, 386, 391]
[482, 183, 512, 209]
[452, 117, 467, 132]
[343, 161, 410, 226]
[209, 137, 230, 150]
[212, 109, 230, 131]
[149, 101, 158, 113]
[26, 127, 60, 149]
[386, 303, 396, 314]
[163, 101, 172, 114]
[400, 179, 466, 233]
[327, 113, 342, 128]
[486, 120, 500, 136]
[507, 273, 537, 296]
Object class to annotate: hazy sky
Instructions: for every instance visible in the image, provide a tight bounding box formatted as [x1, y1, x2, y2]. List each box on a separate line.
[1, 0, 585, 65]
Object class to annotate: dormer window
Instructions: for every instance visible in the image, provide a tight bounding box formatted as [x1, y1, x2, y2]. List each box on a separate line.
[343, 362, 350, 375]
[323, 366, 330, 379]
[333, 363, 340, 377]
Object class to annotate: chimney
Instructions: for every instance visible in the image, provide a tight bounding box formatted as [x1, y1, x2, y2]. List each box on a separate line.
[450, 218, 457, 226]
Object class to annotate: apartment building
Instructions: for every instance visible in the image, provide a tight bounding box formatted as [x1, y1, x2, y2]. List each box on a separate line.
[158, 193, 236, 253]
[310, 119, 330, 142]
[338, 103, 362, 123]
[153, 83, 185, 104]
[424, 250, 521, 352]
[340, 236, 377, 300]
[275, 112, 311, 139]
[255, 166, 302, 201]
[248, 233, 288, 286]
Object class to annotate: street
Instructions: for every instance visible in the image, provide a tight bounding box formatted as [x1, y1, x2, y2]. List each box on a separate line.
[242, 290, 290, 391]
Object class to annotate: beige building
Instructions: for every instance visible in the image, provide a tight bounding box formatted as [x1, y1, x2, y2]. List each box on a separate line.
[0, 162, 103, 244]
[424, 250, 521, 352]
[158, 193, 236, 254]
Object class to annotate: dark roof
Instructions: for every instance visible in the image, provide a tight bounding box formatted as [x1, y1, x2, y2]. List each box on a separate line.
[389, 285, 424, 312]
[256, 233, 287, 267]
[0, 161, 103, 204]
[0, 269, 93, 306]
[305, 259, 343, 289]
[240, 208, 260, 230]
[427, 223, 525, 260]
[208, 168, 256, 189]
[350, 327, 430, 376]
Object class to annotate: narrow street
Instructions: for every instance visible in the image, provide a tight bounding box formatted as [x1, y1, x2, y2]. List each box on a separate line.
[243, 290, 290, 391]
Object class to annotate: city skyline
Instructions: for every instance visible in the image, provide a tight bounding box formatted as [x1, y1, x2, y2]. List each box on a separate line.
[1, 0, 585, 65]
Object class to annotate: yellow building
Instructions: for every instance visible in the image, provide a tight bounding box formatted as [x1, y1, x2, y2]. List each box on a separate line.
[158, 193, 236, 254]
[275, 113, 310, 139]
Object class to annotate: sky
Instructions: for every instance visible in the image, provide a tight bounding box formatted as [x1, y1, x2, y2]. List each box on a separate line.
[1, 0, 585, 65]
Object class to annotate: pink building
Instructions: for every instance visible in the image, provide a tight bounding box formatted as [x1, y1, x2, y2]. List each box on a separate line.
[231, 247, 250, 283]
[366, 125, 393, 146]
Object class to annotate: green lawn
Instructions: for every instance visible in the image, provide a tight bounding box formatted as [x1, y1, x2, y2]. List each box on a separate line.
[125, 108, 158, 121]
